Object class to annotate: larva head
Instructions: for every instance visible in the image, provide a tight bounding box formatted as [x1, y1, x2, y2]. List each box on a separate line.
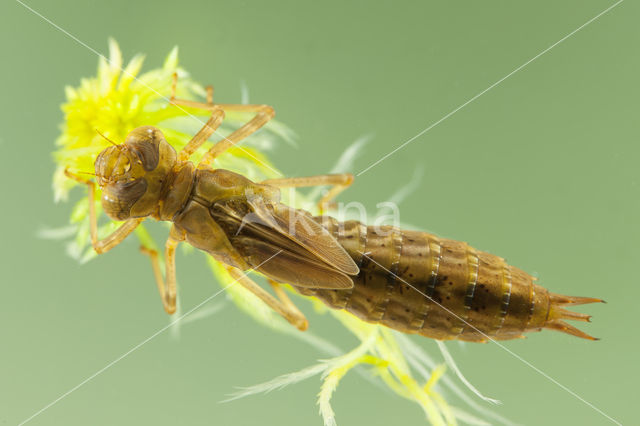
[95, 126, 177, 220]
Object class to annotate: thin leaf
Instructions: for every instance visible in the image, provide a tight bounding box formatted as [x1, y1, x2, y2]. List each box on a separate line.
[436, 340, 501, 405]
[222, 363, 327, 403]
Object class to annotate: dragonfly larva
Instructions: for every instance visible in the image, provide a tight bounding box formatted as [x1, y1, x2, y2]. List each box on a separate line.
[65, 74, 602, 342]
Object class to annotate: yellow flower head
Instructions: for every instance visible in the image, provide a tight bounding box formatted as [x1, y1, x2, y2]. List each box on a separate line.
[53, 39, 289, 261]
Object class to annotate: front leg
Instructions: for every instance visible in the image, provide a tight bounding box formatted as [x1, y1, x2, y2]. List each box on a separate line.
[198, 103, 275, 166]
[170, 73, 275, 167]
[139, 227, 184, 315]
[177, 108, 226, 163]
[65, 169, 143, 254]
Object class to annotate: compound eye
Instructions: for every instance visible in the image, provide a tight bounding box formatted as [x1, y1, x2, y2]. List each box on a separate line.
[128, 141, 159, 171]
[101, 178, 148, 220]
[124, 126, 165, 171]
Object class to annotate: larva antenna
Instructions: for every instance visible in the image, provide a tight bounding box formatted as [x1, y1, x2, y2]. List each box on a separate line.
[95, 129, 120, 148]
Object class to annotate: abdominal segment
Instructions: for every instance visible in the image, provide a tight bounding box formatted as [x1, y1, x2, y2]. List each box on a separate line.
[296, 217, 599, 342]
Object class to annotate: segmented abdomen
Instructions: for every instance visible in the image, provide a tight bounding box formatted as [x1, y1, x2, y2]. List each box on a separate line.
[297, 217, 577, 342]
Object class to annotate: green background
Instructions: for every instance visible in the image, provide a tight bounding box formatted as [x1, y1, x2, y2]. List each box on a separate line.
[1, 0, 637, 425]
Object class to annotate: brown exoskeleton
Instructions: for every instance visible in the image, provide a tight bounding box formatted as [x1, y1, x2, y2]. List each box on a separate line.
[66, 75, 602, 342]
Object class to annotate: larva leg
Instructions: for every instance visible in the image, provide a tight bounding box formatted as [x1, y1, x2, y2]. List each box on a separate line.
[267, 279, 308, 329]
[225, 266, 308, 331]
[261, 173, 354, 213]
[171, 73, 225, 162]
[206, 85, 214, 104]
[170, 72, 213, 106]
[170, 73, 275, 167]
[139, 227, 184, 315]
[64, 169, 143, 254]
[177, 108, 226, 162]
[198, 102, 274, 167]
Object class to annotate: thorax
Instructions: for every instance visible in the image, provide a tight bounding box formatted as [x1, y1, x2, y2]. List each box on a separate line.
[162, 165, 279, 269]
